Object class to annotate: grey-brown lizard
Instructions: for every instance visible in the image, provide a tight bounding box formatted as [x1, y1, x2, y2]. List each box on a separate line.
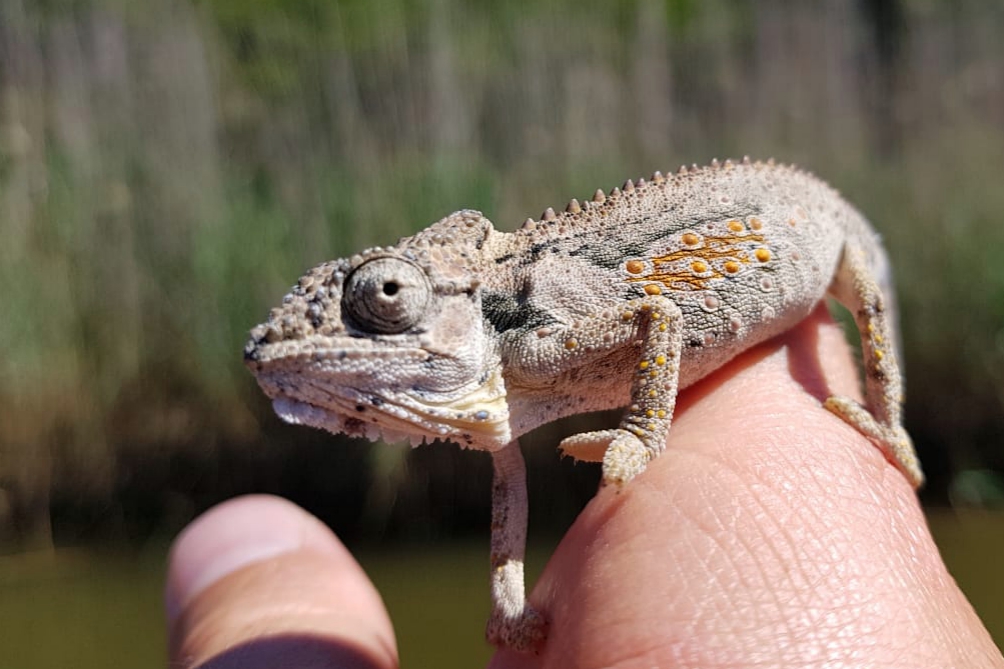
[244, 157, 922, 652]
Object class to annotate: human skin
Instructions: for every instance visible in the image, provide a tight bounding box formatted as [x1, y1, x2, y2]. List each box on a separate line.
[166, 307, 1004, 668]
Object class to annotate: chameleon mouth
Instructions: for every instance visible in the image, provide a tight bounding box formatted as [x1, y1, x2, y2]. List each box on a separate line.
[272, 396, 428, 446]
[264, 366, 513, 449]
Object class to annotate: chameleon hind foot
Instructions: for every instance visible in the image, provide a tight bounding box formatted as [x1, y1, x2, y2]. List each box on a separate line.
[824, 395, 924, 488]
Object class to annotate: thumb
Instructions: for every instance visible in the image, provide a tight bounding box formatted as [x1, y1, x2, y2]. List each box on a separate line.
[166, 495, 398, 669]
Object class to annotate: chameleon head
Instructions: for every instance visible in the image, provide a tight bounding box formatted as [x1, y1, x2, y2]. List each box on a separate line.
[244, 210, 512, 450]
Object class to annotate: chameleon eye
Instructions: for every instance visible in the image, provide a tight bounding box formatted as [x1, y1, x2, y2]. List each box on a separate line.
[343, 258, 431, 334]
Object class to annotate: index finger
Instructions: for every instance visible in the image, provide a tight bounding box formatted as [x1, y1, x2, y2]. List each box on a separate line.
[496, 307, 1001, 668]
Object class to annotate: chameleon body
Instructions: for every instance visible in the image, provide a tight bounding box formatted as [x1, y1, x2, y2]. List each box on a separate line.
[244, 158, 922, 651]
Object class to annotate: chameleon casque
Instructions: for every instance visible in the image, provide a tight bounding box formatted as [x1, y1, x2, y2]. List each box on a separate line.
[244, 158, 923, 651]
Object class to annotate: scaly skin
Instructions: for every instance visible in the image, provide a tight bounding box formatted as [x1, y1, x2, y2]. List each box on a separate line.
[244, 157, 922, 651]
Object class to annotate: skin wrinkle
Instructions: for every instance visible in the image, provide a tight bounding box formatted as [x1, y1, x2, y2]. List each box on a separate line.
[705, 486, 850, 664]
[667, 376, 869, 657]
[645, 459, 785, 641]
[777, 489, 912, 660]
[692, 467, 800, 646]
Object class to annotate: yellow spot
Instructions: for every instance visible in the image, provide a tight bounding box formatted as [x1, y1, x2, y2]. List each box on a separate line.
[631, 427, 644, 437]
[658, 323, 667, 331]
[749, 217, 763, 230]
[874, 334, 884, 344]
[691, 260, 708, 273]
[647, 423, 656, 431]
[655, 354, 666, 366]
[755, 248, 771, 262]
[626, 259, 645, 274]
[727, 219, 744, 232]
[639, 360, 649, 370]
[564, 338, 578, 350]
[874, 349, 884, 361]
[645, 409, 655, 418]
[644, 283, 662, 295]
[657, 410, 667, 418]
[724, 260, 741, 274]
[648, 389, 658, 398]
[867, 323, 876, 334]
[649, 371, 658, 378]
[682, 232, 700, 245]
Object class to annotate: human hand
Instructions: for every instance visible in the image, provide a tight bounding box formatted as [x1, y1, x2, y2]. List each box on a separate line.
[166, 307, 1003, 668]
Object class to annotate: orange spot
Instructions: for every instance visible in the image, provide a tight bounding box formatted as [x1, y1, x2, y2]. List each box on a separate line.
[682, 232, 700, 245]
[564, 338, 578, 350]
[755, 248, 771, 262]
[626, 259, 645, 274]
[622, 311, 634, 321]
[724, 260, 741, 274]
[727, 219, 744, 232]
[749, 217, 763, 230]
[625, 230, 766, 291]
[644, 284, 662, 295]
[788, 218, 797, 227]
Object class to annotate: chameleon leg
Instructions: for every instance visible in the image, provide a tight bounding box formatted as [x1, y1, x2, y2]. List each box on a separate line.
[824, 244, 924, 487]
[559, 296, 684, 486]
[485, 442, 546, 651]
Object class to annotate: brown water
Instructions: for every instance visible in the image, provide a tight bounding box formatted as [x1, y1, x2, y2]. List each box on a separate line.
[0, 511, 1000, 668]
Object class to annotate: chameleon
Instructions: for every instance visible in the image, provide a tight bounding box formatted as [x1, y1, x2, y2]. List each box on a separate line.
[244, 157, 923, 651]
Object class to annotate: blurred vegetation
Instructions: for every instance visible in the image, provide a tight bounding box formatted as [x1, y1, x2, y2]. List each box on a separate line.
[0, 0, 1002, 550]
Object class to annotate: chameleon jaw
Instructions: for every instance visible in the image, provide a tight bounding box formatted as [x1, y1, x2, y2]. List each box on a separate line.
[264, 366, 513, 450]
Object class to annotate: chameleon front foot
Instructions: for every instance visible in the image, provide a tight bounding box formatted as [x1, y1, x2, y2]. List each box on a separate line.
[561, 429, 653, 486]
[486, 604, 548, 652]
[824, 395, 924, 488]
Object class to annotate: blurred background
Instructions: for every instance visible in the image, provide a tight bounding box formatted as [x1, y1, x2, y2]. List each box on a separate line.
[1, 0, 1002, 666]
